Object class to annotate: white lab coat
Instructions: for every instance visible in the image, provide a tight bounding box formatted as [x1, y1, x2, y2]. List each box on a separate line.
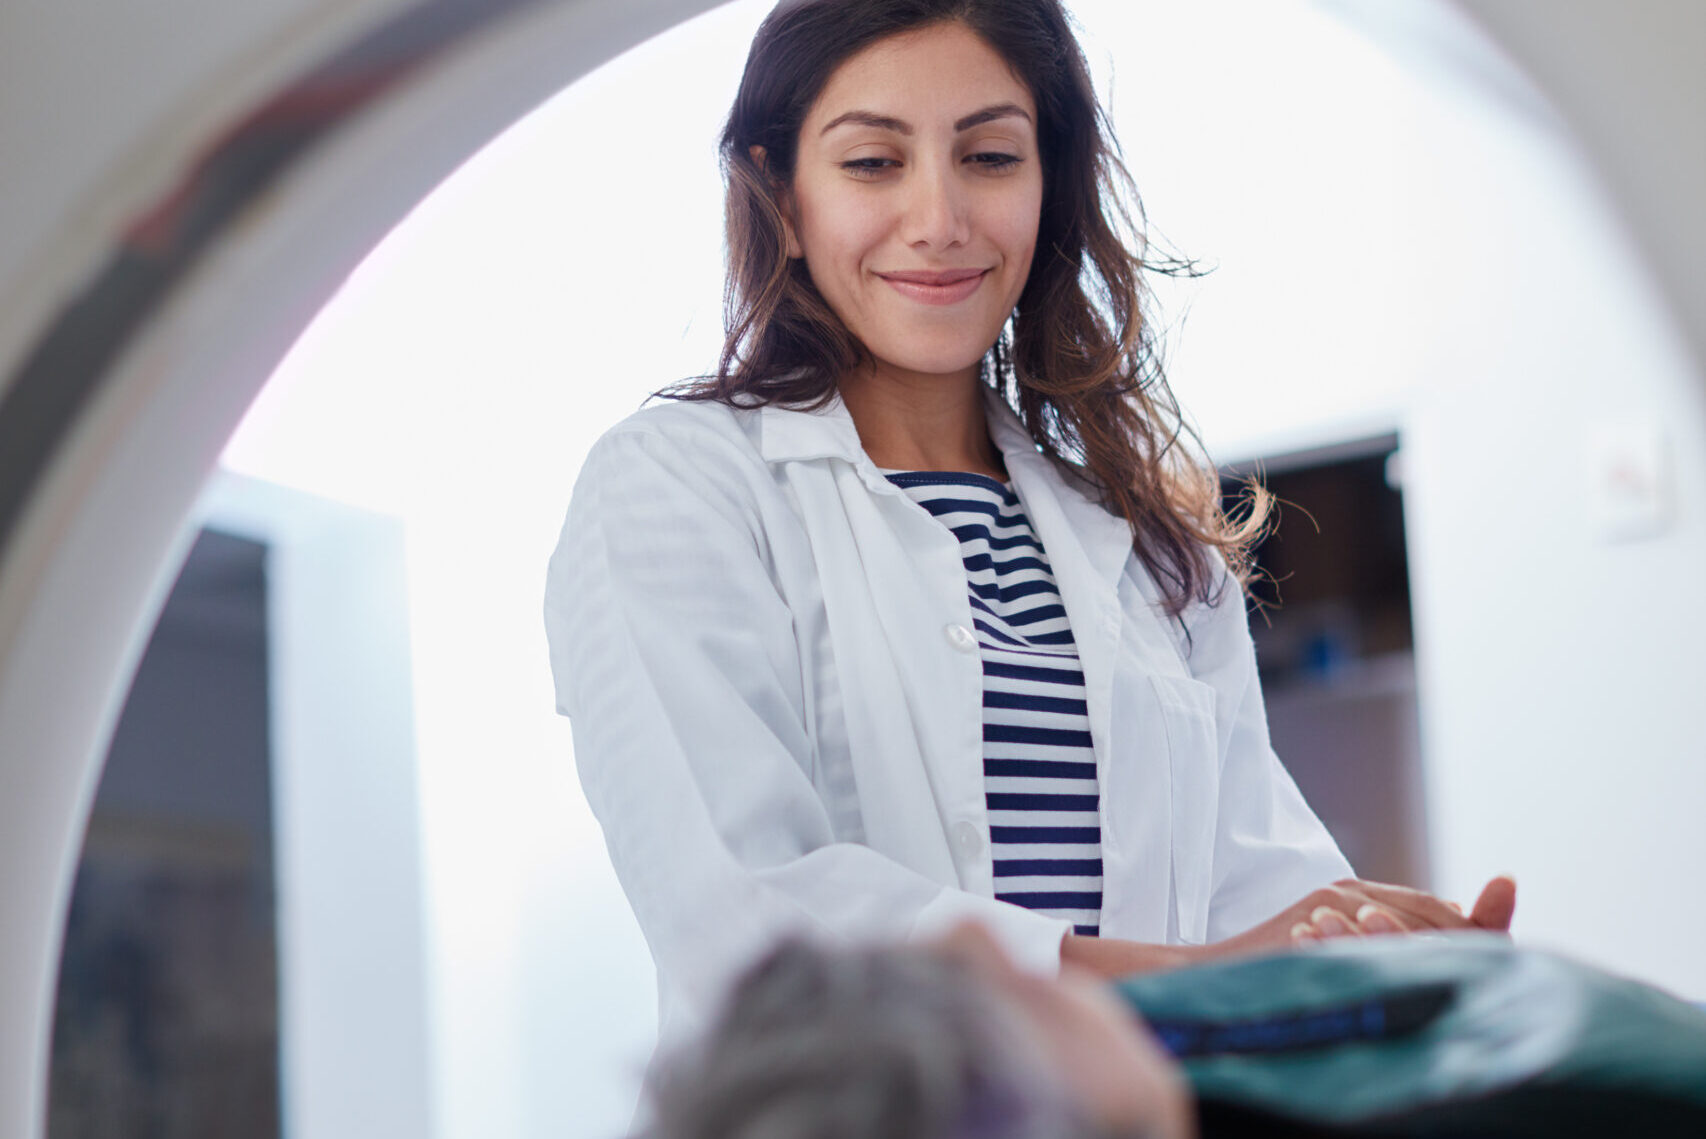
[544, 384, 1350, 1045]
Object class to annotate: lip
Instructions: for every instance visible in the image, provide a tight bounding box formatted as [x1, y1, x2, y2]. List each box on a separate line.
[877, 268, 990, 306]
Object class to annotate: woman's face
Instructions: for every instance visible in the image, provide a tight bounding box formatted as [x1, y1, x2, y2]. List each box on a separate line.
[782, 21, 1044, 383]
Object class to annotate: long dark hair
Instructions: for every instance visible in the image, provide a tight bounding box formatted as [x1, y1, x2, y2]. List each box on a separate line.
[665, 0, 1267, 617]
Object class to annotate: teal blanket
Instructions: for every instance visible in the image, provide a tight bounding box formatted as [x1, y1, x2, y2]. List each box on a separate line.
[1116, 935, 1706, 1137]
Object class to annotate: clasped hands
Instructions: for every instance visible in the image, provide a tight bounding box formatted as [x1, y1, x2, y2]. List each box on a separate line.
[1061, 875, 1517, 978]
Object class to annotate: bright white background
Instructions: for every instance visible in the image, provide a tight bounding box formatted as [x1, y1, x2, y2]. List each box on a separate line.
[219, 1, 1706, 1137]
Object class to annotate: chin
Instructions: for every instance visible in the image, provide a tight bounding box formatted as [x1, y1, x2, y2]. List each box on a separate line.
[872, 339, 998, 380]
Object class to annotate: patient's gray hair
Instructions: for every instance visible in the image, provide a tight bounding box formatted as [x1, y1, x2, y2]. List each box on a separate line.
[637, 939, 1109, 1139]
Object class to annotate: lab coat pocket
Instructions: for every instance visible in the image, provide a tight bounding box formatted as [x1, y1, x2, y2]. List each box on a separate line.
[1151, 673, 1220, 945]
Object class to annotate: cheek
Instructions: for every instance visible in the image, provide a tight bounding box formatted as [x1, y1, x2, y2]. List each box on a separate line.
[795, 185, 885, 276]
[989, 184, 1044, 276]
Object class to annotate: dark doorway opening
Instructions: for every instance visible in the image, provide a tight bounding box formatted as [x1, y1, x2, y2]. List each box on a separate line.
[49, 529, 279, 1139]
[1226, 436, 1430, 888]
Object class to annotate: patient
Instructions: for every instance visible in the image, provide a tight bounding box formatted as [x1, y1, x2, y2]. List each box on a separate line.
[638, 922, 1197, 1139]
[636, 922, 1706, 1139]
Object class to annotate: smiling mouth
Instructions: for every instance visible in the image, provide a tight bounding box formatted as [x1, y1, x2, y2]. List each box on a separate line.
[878, 268, 990, 306]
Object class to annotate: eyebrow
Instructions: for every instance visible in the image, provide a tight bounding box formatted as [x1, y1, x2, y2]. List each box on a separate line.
[818, 102, 1033, 136]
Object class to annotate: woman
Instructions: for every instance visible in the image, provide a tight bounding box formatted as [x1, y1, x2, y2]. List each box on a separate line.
[544, 0, 1513, 1048]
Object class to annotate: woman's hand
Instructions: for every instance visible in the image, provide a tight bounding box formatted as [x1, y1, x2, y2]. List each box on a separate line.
[1059, 875, 1516, 978]
[1216, 875, 1517, 958]
[1061, 931, 1198, 978]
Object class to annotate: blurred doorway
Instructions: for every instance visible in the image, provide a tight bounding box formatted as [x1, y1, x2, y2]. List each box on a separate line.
[1227, 436, 1430, 888]
[49, 530, 280, 1138]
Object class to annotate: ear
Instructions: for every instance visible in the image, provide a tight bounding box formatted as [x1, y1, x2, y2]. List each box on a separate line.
[751, 144, 804, 260]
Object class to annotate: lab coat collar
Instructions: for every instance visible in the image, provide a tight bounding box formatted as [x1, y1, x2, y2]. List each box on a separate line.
[758, 384, 1133, 584]
[757, 393, 867, 465]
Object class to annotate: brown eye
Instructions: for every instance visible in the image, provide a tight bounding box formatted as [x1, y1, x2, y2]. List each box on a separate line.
[841, 157, 899, 177]
[967, 152, 1022, 171]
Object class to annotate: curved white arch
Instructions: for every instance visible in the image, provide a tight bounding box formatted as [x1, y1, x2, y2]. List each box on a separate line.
[0, 2, 718, 1134]
[1445, 0, 1706, 384]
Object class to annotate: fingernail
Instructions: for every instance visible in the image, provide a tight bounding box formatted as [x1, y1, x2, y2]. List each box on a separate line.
[1311, 906, 1352, 935]
[1357, 904, 1399, 933]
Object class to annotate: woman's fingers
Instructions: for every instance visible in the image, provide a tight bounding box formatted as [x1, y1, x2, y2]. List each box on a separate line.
[1344, 880, 1474, 931]
[1288, 901, 1405, 948]
[1354, 876, 1516, 932]
[1280, 878, 1514, 954]
[1469, 875, 1518, 932]
[1354, 903, 1410, 935]
[1273, 877, 1513, 954]
[1309, 906, 1359, 938]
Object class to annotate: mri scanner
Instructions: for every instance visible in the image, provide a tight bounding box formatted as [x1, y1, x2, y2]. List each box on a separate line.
[0, 1, 1702, 1136]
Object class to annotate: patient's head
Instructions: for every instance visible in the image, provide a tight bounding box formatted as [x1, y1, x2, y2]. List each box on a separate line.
[637, 924, 1194, 1139]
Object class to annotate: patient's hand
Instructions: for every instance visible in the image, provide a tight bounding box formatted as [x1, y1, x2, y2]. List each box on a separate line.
[1232, 875, 1517, 955]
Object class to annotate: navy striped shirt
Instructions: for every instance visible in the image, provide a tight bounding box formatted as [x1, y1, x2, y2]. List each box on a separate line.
[884, 470, 1103, 936]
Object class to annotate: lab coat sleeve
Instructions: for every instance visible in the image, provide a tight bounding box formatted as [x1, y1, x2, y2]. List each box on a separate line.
[1184, 569, 1355, 943]
[544, 420, 1067, 1024]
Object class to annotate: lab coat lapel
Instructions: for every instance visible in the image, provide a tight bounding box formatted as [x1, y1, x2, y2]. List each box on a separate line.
[983, 392, 1128, 739]
[760, 398, 985, 889]
[985, 391, 1178, 943]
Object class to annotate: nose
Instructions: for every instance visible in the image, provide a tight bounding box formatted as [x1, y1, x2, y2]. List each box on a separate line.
[899, 157, 971, 250]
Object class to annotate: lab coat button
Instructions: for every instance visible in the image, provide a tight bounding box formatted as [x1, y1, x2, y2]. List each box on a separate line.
[951, 821, 984, 858]
[944, 623, 978, 653]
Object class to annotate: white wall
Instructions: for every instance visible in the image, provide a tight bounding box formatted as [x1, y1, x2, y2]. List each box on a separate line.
[1394, 114, 1706, 996]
